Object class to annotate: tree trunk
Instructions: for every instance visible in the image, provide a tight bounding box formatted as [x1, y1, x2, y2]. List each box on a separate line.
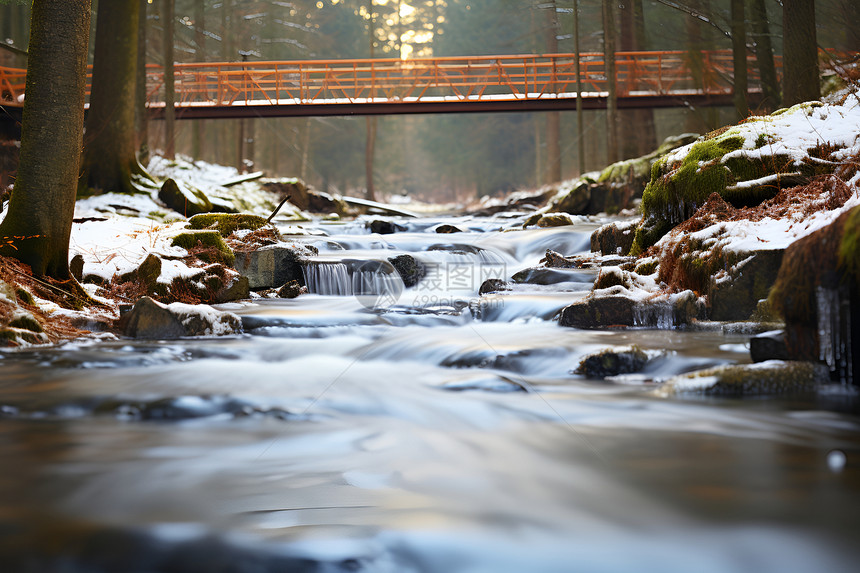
[365, 0, 377, 201]
[602, 0, 618, 165]
[750, 0, 779, 111]
[730, 0, 749, 121]
[79, 0, 142, 195]
[573, 0, 585, 175]
[365, 116, 377, 201]
[783, 0, 819, 106]
[544, 0, 561, 183]
[135, 0, 149, 162]
[0, 0, 91, 279]
[163, 0, 175, 160]
[619, 0, 656, 158]
[191, 0, 206, 160]
[220, 0, 234, 168]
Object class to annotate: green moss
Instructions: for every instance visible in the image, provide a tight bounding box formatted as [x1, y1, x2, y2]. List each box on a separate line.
[171, 231, 235, 265]
[9, 313, 42, 333]
[839, 206, 860, 281]
[633, 259, 658, 275]
[0, 329, 19, 344]
[187, 213, 269, 237]
[16, 288, 34, 305]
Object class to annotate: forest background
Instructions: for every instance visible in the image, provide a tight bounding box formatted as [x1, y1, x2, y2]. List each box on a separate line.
[1, 0, 856, 203]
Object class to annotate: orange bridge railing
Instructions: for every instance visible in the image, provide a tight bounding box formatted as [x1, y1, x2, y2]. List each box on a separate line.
[2, 50, 788, 112]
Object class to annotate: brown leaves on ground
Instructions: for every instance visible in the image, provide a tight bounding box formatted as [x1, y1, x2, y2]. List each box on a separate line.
[0, 255, 110, 343]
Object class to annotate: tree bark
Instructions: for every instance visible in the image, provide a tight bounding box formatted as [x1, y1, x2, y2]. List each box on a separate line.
[602, 0, 618, 165]
[544, 0, 561, 183]
[365, 0, 377, 200]
[750, 0, 779, 111]
[783, 0, 819, 106]
[163, 0, 175, 160]
[191, 0, 206, 160]
[573, 0, 585, 175]
[619, 0, 656, 158]
[730, 0, 749, 121]
[135, 0, 149, 162]
[0, 0, 91, 279]
[79, 0, 142, 195]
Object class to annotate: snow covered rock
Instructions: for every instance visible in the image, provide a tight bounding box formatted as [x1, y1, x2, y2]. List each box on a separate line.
[120, 296, 241, 339]
[632, 96, 860, 254]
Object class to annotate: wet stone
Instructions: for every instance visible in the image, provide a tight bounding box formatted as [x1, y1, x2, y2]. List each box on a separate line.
[750, 330, 790, 363]
[369, 219, 407, 234]
[388, 254, 426, 288]
[574, 346, 649, 379]
[277, 280, 306, 299]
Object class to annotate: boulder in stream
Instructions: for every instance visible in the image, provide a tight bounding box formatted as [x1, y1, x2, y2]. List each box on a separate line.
[120, 296, 242, 339]
[277, 280, 306, 298]
[388, 254, 426, 288]
[369, 219, 407, 234]
[233, 243, 317, 289]
[659, 360, 828, 396]
[574, 346, 650, 379]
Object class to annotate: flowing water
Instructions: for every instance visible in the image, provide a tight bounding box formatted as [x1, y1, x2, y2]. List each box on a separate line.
[1, 215, 859, 572]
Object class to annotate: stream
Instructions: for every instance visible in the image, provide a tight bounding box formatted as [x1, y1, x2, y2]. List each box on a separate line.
[1, 214, 859, 572]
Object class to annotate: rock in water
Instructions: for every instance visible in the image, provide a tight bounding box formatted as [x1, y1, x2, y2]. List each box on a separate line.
[233, 243, 316, 289]
[434, 224, 464, 234]
[659, 361, 828, 396]
[388, 254, 426, 288]
[369, 220, 407, 235]
[574, 346, 649, 379]
[749, 330, 790, 363]
[121, 296, 242, 339]
[277, 280, 306, 298]
[537, 213, 575, 227]
[479, 278, 510, 295]
[558, 295, 636, 329]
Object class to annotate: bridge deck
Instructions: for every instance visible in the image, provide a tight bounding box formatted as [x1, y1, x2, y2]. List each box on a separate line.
[2, 50, 781, 118]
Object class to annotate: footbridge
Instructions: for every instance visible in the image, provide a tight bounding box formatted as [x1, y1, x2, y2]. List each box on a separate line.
[1, 50, 785, 119]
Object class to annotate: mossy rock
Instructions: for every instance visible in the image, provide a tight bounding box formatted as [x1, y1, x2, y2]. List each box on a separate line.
[15, 288, 34, 305]
[768, 205, 859, 381]
[158, 178, 213, 217]
[171, 231, 235, 265]
[660, 361, 827, 396]
[631, 130, 801, 255]
[187, 213, 269, 237]
[537, 213, 574, 227]
[8, 313, 43, 333]
[574, 345, 649, 379]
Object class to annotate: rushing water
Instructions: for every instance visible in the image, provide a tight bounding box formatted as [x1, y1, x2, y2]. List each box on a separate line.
[1, 215, 859, 573]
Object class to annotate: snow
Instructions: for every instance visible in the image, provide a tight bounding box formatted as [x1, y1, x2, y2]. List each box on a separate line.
[655, 188, 860, 255]
[654, 94, 860, 257]
[70, 216, 190, 280]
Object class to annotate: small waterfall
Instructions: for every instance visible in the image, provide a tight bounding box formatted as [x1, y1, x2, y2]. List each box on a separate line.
[303, 261, 352, 295]
[632, 301, 677, 329]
